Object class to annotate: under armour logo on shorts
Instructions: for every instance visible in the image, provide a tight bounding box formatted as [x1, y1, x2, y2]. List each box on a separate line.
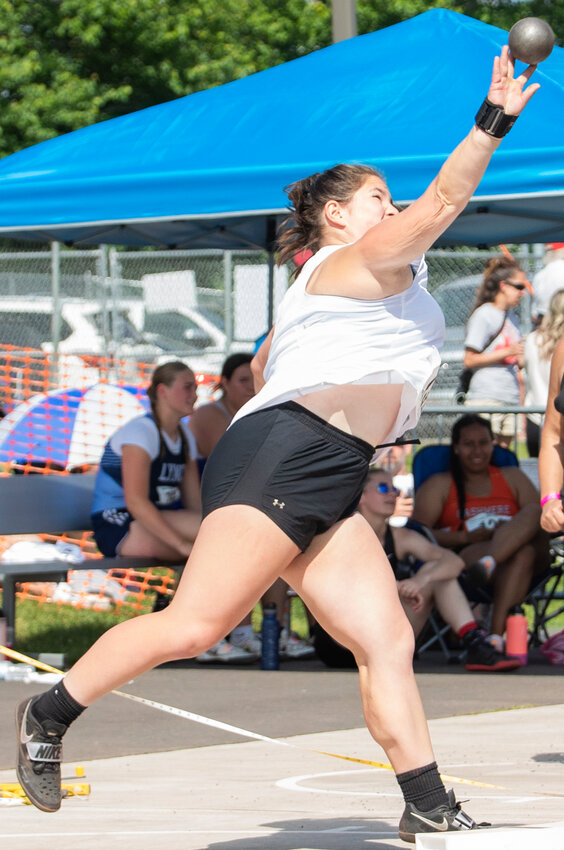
[272, 498, 285, 509]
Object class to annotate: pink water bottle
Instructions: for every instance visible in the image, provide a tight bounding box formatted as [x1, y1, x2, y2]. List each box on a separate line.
[506, 605, 528, 665]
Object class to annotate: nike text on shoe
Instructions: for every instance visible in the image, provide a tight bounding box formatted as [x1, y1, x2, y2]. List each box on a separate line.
[16, 697, 66, 812]
[398, 790, 480, 843]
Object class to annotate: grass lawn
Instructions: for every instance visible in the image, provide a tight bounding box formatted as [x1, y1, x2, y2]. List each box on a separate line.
[3, 593, 311, 669]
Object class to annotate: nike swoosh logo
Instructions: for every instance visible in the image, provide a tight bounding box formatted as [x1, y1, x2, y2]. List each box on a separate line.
[412, 812, 449, 831]
[19, 703, 33, 745]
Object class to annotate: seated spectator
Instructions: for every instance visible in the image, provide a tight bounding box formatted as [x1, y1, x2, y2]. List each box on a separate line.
[189, 352, 314, 663]
[90, 360, 201, 563]
[412, 413, 550, 652]
[360, 468, 520, 671]
[188, 353, 256, 464]
[524, 289, 564, 457]
[314, 467, 519, 672]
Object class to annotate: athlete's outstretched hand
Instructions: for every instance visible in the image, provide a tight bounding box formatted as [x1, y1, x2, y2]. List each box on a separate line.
[487, 44, 540, 116]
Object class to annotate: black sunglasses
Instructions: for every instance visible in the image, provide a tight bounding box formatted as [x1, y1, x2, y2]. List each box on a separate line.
[504, 280, 526, 291]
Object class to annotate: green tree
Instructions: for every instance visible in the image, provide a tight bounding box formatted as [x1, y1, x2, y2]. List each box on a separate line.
[1, 1, 560, 159]
[0, 0, 130, 157]
[0, 0, 330, 157]
[357, 0, 561, 35]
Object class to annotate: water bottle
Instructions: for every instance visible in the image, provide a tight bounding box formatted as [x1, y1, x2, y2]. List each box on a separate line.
[261, 603, 279, 670]
[506, 605, 528, 665]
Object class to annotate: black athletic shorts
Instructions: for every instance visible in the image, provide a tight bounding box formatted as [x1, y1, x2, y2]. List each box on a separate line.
[91, 508, 133, 557]
[201, 401, 374, 552]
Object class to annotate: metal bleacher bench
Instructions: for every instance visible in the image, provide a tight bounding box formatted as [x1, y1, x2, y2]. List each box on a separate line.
[0, 474, 183, 647]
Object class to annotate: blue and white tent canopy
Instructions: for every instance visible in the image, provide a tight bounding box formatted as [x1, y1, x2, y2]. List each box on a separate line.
[0, 9, 562, 249]
[0, 384, 150, 470]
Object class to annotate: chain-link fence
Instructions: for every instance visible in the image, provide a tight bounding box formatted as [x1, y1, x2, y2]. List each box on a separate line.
[0, 245, 294, 377]
[0, 242, 548, 438]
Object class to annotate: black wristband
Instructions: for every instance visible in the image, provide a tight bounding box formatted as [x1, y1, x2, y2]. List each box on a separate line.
[475, 98, 518, 138]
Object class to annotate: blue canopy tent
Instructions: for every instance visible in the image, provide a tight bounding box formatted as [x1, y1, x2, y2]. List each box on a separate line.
[0, 8, 562, 250]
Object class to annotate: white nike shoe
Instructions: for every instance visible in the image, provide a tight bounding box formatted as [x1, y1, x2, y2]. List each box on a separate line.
[229, 632, 263, 656]
[398, 789, 482, 843]
[195, 638, 259, 664]
[279, 629, 316, 659]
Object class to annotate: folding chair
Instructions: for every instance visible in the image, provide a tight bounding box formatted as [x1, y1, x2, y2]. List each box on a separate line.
[527, 536, 564, 646]
[412, 443, 564, 646]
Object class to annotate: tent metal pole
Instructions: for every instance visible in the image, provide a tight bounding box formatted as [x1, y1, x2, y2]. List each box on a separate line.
[109, 247, 121, 365]
[332, 0, 357, 43]
[50, 241, 61, 355]
[223, 250, 233, 358]
[266, 216, 277, 330]
[267, 250, 275, 330]
[50, 240, 61, 388]
[97, 245, 110, 381]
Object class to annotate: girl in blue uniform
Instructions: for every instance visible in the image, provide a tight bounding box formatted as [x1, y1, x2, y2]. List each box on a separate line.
[91, 360, 201, 561]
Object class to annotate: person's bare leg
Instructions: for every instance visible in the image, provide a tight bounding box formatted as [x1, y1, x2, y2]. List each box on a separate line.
[119, 509, 201, 559]
[432, 579, 477, 634]
[459, 507, 541, 567]
[284, 513, 435, 774]
[64, 506, 300, 705]
[489, 545, 535, 636]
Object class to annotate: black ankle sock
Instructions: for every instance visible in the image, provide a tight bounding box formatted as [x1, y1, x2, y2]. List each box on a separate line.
[397, 761, 449, 811]
[31, 680, 86, 729]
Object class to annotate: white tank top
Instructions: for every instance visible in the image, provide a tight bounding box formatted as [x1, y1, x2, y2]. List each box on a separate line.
[232, 244, 445, 445]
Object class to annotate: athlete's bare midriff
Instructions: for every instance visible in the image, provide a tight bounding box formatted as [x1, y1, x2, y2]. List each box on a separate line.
[296, 383, 404, 447]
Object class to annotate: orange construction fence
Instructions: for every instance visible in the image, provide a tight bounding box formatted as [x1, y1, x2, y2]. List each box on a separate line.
[0, 343, 218, 473]
[0, 344, 217, 615]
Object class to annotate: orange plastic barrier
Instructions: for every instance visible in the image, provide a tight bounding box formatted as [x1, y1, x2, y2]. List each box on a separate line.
[0, 344, 217, 614]
[0, 344, 218, 473]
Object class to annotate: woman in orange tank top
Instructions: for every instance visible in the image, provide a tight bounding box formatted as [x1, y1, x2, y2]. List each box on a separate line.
[413, 414, 549, 646]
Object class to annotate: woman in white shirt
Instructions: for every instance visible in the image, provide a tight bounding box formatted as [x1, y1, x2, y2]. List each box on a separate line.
[463, 256, 527, 448]
[17, 47, 540, 841]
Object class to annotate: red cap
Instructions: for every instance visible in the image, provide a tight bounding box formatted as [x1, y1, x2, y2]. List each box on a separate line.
[547, 242, 564, 250]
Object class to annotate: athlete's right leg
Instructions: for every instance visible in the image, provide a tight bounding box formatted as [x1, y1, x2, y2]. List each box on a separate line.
[65, 506, 300, 704]
[16, 505, 300, 811]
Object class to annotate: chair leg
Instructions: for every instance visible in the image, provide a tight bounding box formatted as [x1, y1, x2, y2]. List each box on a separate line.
[415, 611, 461, 662]
[527, 570, 564, 646]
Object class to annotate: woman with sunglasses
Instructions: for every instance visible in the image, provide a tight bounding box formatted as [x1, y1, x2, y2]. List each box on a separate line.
[15, 46, 539, 842]
[462, 256, 528, 448]
[315, 468, 520, 672]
